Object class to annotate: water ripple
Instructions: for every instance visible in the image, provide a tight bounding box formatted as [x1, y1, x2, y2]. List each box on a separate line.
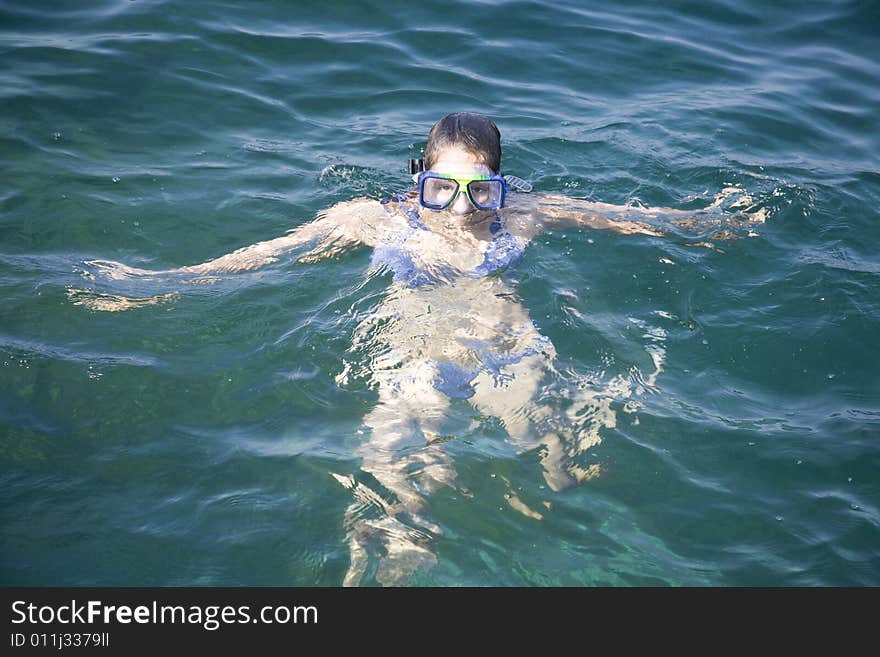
[2, 0, 879, 586]
[0, 332, 159, 367]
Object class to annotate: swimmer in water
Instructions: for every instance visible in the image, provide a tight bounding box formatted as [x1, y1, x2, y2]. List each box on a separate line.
[86, 113, 760, 585]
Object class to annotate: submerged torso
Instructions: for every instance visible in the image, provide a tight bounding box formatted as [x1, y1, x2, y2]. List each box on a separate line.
[342, 193, 548, 392]
[371, 193, 528, 287]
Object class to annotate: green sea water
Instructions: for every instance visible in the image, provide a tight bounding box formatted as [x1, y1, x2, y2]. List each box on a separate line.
[1, 0, 879, 586]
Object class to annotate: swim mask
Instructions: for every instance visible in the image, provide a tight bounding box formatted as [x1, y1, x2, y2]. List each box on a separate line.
[417, 171, 507, 211]
[409, 158, 532, 207]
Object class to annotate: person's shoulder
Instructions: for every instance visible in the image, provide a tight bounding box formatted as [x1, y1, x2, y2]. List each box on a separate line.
[382, 189, 418, 205]
[378, 191, 422, 223]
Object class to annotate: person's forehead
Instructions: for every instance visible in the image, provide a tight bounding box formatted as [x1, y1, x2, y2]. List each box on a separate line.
[431, 146, 491, 172]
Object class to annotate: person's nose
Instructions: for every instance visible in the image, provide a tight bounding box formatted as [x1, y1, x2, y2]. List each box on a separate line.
[450, 190, 473, 215]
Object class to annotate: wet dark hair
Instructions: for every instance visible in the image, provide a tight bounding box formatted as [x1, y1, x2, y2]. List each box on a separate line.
[424, 113, 501, 173]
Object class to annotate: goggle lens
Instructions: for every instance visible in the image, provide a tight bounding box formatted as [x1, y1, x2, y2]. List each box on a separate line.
[422, 176, 460, 209]
[467, 180, 504, 209]
[419, 174, 506, 210]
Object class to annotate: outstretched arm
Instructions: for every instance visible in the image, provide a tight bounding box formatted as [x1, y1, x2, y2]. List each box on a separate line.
[182, 197, 387, 273]
[525, 188, 765, 241]
[534, 194, 666, 236]
[88, 198, 385, 278]
[176, 225, 321, 275]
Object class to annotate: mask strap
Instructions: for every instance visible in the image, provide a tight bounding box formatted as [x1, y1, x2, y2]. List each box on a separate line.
[503, 174, 532, 193]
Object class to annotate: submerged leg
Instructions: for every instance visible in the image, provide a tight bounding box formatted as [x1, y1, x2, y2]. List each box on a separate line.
[469, 350, 605, 493]
[469, 320, 669, 495]
[338, 359, 454, 586]
[360, 358, 454, 512]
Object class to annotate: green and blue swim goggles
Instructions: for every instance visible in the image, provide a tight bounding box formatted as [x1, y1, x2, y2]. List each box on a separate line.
[417, 171, 508, 211]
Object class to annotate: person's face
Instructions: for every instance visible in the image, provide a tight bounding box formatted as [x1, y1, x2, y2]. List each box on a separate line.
[428, 146, 495, 216]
